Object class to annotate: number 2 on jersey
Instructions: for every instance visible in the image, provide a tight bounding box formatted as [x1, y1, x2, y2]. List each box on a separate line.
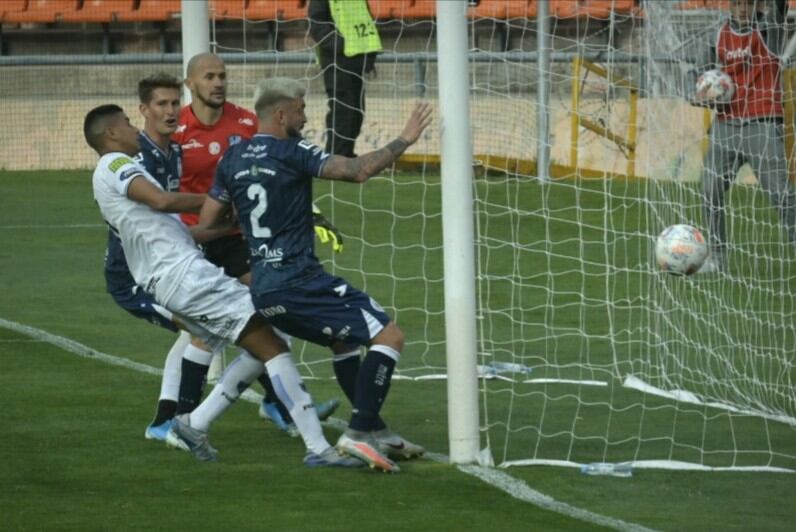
[247, 184, 272, 238]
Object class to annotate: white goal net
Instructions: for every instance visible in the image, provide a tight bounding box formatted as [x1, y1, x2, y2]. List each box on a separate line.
[207, 0, 793, 472]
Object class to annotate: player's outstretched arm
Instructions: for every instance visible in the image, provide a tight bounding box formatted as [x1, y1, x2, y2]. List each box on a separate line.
[127, 175, 206, 213]
[321, 102, 432, 183]
[192, 196, 236, 243]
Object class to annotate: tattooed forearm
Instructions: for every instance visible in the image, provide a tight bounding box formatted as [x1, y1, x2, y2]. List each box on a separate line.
[354, 138, 409, 179]
[386, 137, 410, 158]
[324, 137, 410, 182]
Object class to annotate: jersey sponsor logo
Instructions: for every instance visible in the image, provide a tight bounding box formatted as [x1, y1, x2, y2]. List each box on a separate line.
[259, 305, 287, 318]
[182, 138, 204, 150]
[725, 45, 751, 61]
[251, 243, 284, 263]
[209, 142, 221, 155]
[228, 135, 242, 146]
[238, 117, 255, 126]
[108, 156, 134, 172]
[250, 165, 276, 177]
[247, 143, 268, 153]
[119, 168, 138, 182]
[233, 169, 251, 180]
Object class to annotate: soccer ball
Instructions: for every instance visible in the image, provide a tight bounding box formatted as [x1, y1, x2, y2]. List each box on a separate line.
[655, 224, 708, 275]
[696, 69, 734, 103]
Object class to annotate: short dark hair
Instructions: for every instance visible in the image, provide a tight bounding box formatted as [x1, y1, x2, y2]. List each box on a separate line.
[84, 104, 124, 153]
[138, 72, 181, 104]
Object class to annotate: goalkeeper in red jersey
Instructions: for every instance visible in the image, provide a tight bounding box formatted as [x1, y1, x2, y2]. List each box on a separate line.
[690, 0, 796, 272]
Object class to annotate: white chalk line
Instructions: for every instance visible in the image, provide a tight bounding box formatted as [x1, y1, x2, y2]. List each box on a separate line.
[0, 223, 105, 230]
[0, 317, 654, 532]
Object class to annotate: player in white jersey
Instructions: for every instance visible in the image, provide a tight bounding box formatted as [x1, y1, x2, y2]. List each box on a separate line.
[84, 104, 363, 467]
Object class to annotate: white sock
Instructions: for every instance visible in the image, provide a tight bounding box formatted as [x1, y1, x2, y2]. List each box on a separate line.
[159, 330, 190, 401]
[265, 353, 330, 455]
[190, 351, 264, 432]
[183, 342, 214, 366]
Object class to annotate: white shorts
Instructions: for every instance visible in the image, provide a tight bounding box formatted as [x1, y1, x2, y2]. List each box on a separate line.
[155, 257, 255, 353]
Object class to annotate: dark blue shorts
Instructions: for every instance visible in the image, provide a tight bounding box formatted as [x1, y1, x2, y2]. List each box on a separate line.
[252, 272, 391, 347]
[110, 285, 179, 333]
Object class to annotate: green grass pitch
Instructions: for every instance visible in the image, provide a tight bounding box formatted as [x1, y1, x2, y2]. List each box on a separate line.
[0, 170, 794, 531]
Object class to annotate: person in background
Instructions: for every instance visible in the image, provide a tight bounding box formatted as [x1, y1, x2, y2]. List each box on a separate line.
[309, 0, 382, 157]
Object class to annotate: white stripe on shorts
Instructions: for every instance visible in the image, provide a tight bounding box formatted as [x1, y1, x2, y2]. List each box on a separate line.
[360, 308, 385, 339]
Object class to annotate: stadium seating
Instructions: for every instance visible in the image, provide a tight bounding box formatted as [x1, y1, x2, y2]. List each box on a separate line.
[60, 0, 134, 23]
[367, 0, 407, 20]
[367, 0, 436, 20]
[114, 0, 179, 22]
[18, 0, 788, 26]
[210, 0, 245, 20]
[3, 0, 79, 23]
[550, 0, 635, 19]
[408, 0, 436, 19]
[243, 0, 306, 21]
[0, 1, 28, 23]
[677, 1, 796, 10]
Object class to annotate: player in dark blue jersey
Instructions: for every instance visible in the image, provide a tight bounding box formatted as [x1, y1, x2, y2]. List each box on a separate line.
[108, 72, 341, 453]
[200, 77, 432, 472]
[101, 73, 193, 444]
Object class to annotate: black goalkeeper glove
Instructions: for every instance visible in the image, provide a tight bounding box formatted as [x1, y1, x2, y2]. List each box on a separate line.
[312, 204, 344, 253]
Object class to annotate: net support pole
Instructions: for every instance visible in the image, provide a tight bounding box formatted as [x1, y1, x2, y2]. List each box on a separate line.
[536, 0, 551, 182]
[436, 0, 480, 465]
[180, 0, 210, 105]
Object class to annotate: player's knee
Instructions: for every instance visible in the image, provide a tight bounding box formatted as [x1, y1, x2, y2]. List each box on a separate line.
[237, 314, 290, 360]
[375, 322, 404, 352]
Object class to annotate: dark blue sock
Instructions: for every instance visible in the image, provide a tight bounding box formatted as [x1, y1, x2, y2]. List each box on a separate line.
[152, 399, 177, 425]
[349, 350, 396, 432]
[333, 353, 360, 404]
[335, 352, 387, 430]
[177, 359, 208, 414]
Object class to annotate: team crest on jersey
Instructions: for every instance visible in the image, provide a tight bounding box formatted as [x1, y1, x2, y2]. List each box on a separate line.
[209, 142, 221, 155]
[108, 156, 134, 172]
[228, 135, 242, 146]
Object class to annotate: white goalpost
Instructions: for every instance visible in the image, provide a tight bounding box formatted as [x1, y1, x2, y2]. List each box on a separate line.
[180, 0, 210, 101]
[435, 0, 480, 465]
